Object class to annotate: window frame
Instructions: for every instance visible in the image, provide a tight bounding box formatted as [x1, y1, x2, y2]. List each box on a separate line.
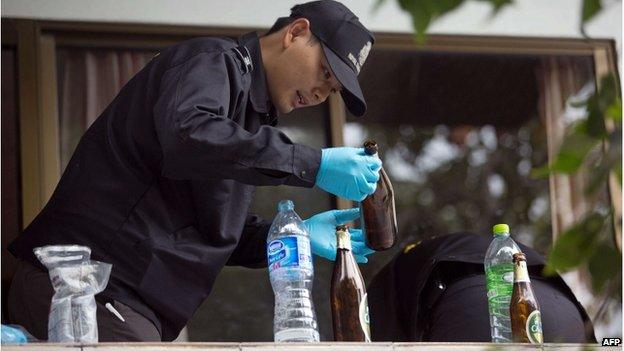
[1, 18, 619, 247]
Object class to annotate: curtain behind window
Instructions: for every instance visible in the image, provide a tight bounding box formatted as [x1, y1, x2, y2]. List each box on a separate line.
[57, 48, 157, 170]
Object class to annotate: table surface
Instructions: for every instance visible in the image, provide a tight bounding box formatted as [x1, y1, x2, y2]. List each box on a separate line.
[1, 342, 619, 351]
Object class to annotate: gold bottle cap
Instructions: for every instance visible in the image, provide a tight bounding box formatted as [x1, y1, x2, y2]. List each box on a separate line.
[513, 252, 527, 263]
[336, 224, 348, 232]
[335, 225, 352, 251]
[513, 252, 530, 283]
[363, 140, 378, 155]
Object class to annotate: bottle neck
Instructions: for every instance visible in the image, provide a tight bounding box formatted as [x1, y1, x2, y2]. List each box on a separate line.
[514, 260, 530, 283]
[336, 230, 352, 251]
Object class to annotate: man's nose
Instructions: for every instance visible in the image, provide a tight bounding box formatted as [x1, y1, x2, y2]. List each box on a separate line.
[312, 85, 331, 105]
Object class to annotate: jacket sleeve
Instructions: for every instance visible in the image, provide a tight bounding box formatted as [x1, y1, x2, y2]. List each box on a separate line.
[226, 213, 270, 268]
[153, 50, 320, 187]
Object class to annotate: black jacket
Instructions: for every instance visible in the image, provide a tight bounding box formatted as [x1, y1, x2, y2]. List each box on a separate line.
[9, 32, 321, 340]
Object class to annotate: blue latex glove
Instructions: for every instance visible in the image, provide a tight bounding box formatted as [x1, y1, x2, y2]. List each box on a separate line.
[316, 147, 382, 201]
[303, 207, 375, 263]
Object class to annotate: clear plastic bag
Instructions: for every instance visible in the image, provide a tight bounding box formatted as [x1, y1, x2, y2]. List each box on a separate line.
[34, 245, 112, 343]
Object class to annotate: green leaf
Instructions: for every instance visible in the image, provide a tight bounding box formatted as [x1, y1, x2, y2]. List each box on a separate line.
[428, 0, 465, 15]
[585, 95, 608, 138]
[531, 123, 600, 177]
[549, 124, 600, 173]
[544, 213, 605, 274]
[587, 240, 621, 293]
[373, 0, 389, 11]
[581, 0, 602, 32]
[606, 99, 622, 123]
[584, 126, 621, 195]
[398, 0, 464, 43]
[608, 127, 622, 154]
[475, 0, 514, 15]
[396, 0, 514, 43]
[531, 73, 621, 181]
[615, 166, 623, 186]
[608, 129, 623, 185]
[399, 0, 430, 43]
[530, 164, 551, 179]
[598, 74, 618, 106]
[596, 75, 620, 124]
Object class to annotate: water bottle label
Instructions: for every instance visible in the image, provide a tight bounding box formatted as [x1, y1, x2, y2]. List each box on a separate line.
[485, 263, 514, 315]
[274, 328, 320, 342]
[267, 236, 312, 272]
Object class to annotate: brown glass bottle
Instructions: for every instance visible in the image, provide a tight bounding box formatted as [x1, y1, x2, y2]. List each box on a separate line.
[330, 225, 371, 342]
[360, 140, 398, 251]
[510, 252, 543, 344]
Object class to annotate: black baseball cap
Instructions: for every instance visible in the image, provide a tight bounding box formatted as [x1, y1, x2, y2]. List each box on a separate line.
[276, 0, 375, 116]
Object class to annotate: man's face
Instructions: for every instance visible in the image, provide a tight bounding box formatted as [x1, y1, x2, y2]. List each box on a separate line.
[267, 19, 343, 115]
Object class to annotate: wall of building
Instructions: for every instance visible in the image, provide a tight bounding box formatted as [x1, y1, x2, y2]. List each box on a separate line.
[4, 0, 620, 69]
[3, 0, 621, 70]
[1, 0, 620, 45]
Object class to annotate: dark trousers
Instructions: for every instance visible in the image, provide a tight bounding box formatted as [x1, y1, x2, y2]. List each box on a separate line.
[8, 260, 161, 342]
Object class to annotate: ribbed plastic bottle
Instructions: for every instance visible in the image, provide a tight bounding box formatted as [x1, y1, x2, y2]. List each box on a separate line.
[266, 200, 319, 342]
[484, 224, 520, 343]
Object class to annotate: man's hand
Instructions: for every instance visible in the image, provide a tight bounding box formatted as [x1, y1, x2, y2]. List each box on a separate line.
[303, 207, 375, 263]
[315, 147, 382, 201]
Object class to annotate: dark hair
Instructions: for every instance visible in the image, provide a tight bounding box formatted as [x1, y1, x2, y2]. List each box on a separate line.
[266, 16, 296, 35]
[265, 15, 319, 45]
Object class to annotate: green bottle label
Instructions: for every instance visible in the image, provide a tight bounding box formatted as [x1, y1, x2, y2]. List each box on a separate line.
[485, 263, 515, 316]
[526, 310, 543, 344]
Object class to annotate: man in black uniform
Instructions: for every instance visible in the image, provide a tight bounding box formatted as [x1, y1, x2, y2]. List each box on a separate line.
[368, 233, 596, 343]
[8, 0, 379, 342]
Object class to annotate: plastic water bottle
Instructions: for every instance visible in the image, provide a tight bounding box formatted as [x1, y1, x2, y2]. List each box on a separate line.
[485, 224, 520, 343]
[267, 200, 319, 342]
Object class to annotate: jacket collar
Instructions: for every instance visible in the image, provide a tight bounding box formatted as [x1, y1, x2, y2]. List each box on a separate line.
[239, 32, 278, 125]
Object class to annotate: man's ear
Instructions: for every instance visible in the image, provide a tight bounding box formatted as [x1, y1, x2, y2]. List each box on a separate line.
[283, 18, 311, 48]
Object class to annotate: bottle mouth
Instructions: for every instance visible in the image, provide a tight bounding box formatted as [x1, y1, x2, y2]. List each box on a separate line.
[363, 140, 378, 155]
[277, 200, 295, 212]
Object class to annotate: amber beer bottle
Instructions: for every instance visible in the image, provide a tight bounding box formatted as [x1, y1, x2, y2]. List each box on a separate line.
[360, 140, 398, 251]
[330, 225, 371, 342]
[510, 252, 543, 344]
